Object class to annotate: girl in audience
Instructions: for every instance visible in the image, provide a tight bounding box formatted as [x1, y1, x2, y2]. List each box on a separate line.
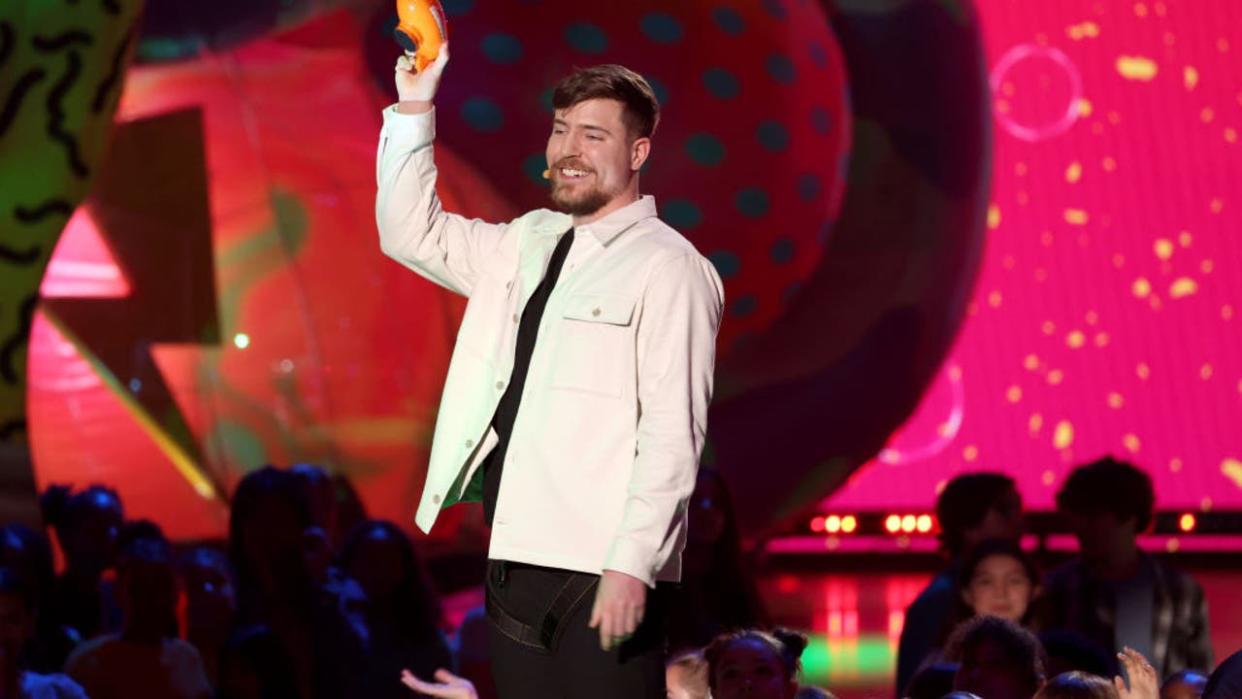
[705, 628, 808, 699]
[958, 538, 1039, 624]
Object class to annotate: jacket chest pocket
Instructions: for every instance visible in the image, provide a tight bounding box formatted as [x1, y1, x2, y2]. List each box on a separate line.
[550, 293, 637, 398]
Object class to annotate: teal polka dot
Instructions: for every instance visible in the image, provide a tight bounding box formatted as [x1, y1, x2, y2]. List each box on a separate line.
[641, 12, 684, 43]
[708, 250, 741, 278]
[685, 133, 726, 167]
[703, 68, 740, 99]
[461, 97, 504, 133]
[756, 120, 789, 151]
[732, 295, 757, 317]
[735, 188, 770, 218]
[809, 41, 829, 68]
[662, 199, 703, 230]
[765, 54, 796, 84]
[645, 75, 670, 106]
[711, 7, 746, 35]
[481, 33, 523, 65]
[540, 87, 555, 114]
[564, 23, 608, 54]
[442, 0, 474, 17]
[811, 106, 832, 134]
[523, 153, 549, 187]
[770, 237, 795, 264]
[761, 0, 787, 20]
[797, 173, 822, 201]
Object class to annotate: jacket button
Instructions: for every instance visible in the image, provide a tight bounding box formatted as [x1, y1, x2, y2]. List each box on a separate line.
[432, 494, 441, 505]
[512, 313, 519, 323]
[496, 381, 505, 390]
[465, 439, 474, 448]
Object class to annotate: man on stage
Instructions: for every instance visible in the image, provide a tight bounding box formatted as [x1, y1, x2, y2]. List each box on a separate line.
[376, 45, 724, 697]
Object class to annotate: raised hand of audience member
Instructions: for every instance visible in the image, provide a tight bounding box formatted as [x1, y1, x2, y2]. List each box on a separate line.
[1115, 647, 1159, 699]
[401, 668, 478, 699]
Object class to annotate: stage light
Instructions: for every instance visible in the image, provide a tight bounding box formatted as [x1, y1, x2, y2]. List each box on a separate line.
[901, 514, 917, 533]
[885, 514, 901, 534]
[841, 515, 857, 533]
[233, 333, 251, 349]
[916, 514, 933, 533]
[826, 515, 842, 533]
[1179, 513, 1196, 532]
[810, 516, 825, 533]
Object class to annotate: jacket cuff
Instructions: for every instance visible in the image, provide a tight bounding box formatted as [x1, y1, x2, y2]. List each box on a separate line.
[603, 537, 657, 588]
[381, 104, 436, 150]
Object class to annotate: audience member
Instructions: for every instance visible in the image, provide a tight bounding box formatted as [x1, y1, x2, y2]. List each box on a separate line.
[958, 539, 1039, 624]
[946, 615, 1045, 699]
[64, 538, 211, 699]
[291, 465, 368, 641]
[1162, 669, 1209, 699]
[0, 566, 86, 699]
[705, 628, 807, 699]
[180, 546, 236, 688]
[904, 662, 958, 699]
[897, 472, 1024, 694]
[402, 668, 478, 699]
[339, 520, 452, 699]
[40, 484, 124, 640]
[1037, 457, 1212, 678]
[1036, 671, 1120, 699]
[1203, 650, 1242, 699]
[793, 686, 837, 699]
[666, 650, 710, 699]
[0, 524, 77, 673]
[667, 469, 767, 652]
[228, 466, 367, 699]
[1040, 630, 1118, 680]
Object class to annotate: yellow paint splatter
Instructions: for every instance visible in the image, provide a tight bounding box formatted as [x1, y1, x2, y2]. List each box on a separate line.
[1042, 321, 1056, 336]
[1123, 433, 1141, 453]
[1066, 161, 1083, 183]
[948, 365, 962, 382]
[1047, 370, 1065, 386]
[1223, 458, 1242, 488]
[1042, 470, 1056, 486]
[1054, 421, 1075, 449]
[1102, 156, 1117, 172]
[1211, 198, 1224, 214]
[1202, 107, 1216, 123]
[988, 291, 1003, 308]
[1095, 332, 1110, 347]
[1108, 392, 1125, 409]
[1067, 330, 1086, 349]
[1006, 386, 1023, 403]
[1202, 259, 1215, 274]
[1227, 128, 1238, 144]
[1169, 277, 1198, 299]
[1024, 354, 1040, 371]
[988, 203, 1001, 230]
[1154, 239, 1174, 260]
[1085, 310, 1099, 326]
[1201, 363, 1213, 380]
[1029, 414, 1043, 436]
[1222, 304, 1234, 320]
[1170, 457, 1183, 472]
[1078, 98, 1093, 117]
[1133, 2, 1148, 17]
[1066, 21, 1101, 40]
[963, 445, 979, 462]
[1132, 277, 1152, 298]
[1202, 497, 1214, 512]
[1064, 208, 1089, 225]
[1184, 66, 1199, 90]
[1137, 362, 1151, 381]
[1178, 230, 1193, 247]
[1116, 55, 1158, 81]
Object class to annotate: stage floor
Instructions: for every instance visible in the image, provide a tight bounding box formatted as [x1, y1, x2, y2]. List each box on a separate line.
[757, 569, 1242, 699]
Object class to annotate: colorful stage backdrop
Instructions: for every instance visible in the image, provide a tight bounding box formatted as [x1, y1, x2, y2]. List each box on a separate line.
[11, 0, 1241, 541]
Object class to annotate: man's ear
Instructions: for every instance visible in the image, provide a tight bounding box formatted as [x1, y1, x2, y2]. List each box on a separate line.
[631, 137, 651, 172]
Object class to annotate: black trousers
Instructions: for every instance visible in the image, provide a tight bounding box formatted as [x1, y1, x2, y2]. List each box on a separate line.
[485, 561, 668, 698]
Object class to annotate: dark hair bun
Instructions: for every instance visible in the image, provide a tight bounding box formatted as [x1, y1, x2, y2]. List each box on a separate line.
[772, 628, 809, 659]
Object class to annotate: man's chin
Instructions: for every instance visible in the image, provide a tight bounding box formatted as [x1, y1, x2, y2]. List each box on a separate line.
[550, 188, 611, 217]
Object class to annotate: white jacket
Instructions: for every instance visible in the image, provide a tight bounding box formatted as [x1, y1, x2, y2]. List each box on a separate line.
[375, 106, 724, 586]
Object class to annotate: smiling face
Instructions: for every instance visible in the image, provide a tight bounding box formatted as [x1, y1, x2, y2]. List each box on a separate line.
[546, 98, 649, 221]
[711, 638, 798, 699]
[962, 553, 1035, 621]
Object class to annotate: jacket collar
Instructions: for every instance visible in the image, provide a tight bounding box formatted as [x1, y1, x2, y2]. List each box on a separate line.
[534, 195, 658, 246]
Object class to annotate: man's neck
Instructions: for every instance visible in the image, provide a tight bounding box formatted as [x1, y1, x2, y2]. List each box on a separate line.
[572, 190, 641, 227]
[1086, 545, 1143, 581]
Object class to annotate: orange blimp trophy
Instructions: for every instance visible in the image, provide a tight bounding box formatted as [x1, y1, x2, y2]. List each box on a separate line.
[394, 0, 448, 71]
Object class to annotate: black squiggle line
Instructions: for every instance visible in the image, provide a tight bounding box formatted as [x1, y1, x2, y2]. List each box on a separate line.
[0, 420, 28, 442]
[32, 31, 93, 52]
[46, 51, 89, 179]
[14, 200, 74, 223]
[0, 22, 14, 68]
[93, 22, 134, 114]
[0, 295, 37, 385]
[0, 245, 42, 265]
[0, 69, 46, 139]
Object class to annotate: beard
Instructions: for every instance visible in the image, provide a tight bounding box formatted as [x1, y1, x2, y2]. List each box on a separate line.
[549, 178, 613, 217]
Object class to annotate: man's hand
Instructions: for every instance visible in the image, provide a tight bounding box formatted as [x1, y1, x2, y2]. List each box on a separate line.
[401, 668, 478, 699]
[394, 42, 449, 114]
[588, 569, 647, 651]
[1114, 647, 1159, 699]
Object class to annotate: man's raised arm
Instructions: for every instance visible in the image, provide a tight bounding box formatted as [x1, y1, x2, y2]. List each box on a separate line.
[376, 44, 506, 297]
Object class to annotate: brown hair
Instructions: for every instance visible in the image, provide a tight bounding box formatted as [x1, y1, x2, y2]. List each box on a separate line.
[667, 651, 710, 699]
[552, 64, 660, 139]
[705, 628, 808, 691]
